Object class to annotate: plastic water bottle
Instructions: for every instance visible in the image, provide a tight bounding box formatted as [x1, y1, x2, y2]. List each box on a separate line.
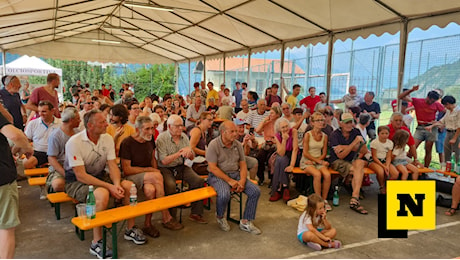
[451, 152, 456, 173]
[129, 183, 137, 206]
[86, 185, 96, 219]
[332, 186, 339, 206]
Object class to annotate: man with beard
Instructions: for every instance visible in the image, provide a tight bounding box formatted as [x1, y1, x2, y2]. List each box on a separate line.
[331, 85, 364, 110]
[106, 104, 136, 156]
[27, 73, 61, 118]
[119, 116, 183, 242]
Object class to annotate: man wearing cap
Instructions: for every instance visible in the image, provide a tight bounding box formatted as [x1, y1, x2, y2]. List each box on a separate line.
[234, 118, 259, 180]
[399, 85, 445, 167]
[328, 112, 369, 214]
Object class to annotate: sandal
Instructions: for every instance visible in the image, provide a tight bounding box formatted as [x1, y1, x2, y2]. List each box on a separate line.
[349, 197, 368, 215]
[324, 201, 332, 211]
[328, 240, 342, 249]
[379, 186, 386, 195]
[445, 208, 456, 216]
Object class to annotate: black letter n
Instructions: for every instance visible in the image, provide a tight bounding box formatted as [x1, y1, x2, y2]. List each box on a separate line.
[396, 194, 425, 216]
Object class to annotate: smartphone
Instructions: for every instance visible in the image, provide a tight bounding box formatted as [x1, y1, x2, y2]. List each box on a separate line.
[249, 127, 254, 135]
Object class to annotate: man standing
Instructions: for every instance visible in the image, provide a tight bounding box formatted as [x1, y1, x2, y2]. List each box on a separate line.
[286, 84, 301, 109]
[330, 85, 363, 110]
[191, 82, 207, 105]
[266, 84, 282, 108]
[207, 120, 261, 234]
[120, 116, 183, 240]
[299, 86, 321, 113]
[329, 113, 368, 214]
[359, 91, 381, 140]
[399, 85, 445, 167]
[46, 107, 80, 193]
[27, 73, 61, 118]
[101, 84, 110, 98]
[156, 115, 207, 224]
[232, 81, 243, 113]
[64, 110, 133, 258]
[218, 83, 226, 106]
[0, 75, 27, 130]
[241, 82, 249, 101]
[24, 101, 61, 170]
[0, 111, 33, 259]
[206, 82, 219, 108]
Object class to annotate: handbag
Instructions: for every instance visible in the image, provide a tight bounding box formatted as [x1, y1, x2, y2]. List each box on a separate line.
[192, 161, 209, 175]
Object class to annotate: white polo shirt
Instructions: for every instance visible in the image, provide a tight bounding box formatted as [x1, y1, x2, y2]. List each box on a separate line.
[65, 130, 116, 176]
[25, 117, 61, 152]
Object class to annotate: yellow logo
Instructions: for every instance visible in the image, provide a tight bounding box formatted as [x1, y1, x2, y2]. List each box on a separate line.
[386, 180, 436, 230]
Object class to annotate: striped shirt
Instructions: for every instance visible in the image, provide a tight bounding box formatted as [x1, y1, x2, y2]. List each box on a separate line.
[244, 110, 269, 137]
[440, 106, 460, 130]
[156, 130, 190, 167]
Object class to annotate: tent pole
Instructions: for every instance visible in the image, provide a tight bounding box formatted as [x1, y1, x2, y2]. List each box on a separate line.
[188, 59, 191, 95]
[326, 33, 334, 104]
[174, 62, 178, 94]
[280, 43, 286, 100]
[1, 49, 5, 77]
[203, 57, 206, 83]
[397, 19, 408, 111]
[247, 49, 251, 90]
[223, 53, 226, 85]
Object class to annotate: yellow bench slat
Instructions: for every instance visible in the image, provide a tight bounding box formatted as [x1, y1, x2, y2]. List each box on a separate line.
[47, 192, 73, 203]
[436, 170, 459, 178]
[72, 186, 217, 230]
[25, 168, 49, 176]
[28, 177, 46, 186]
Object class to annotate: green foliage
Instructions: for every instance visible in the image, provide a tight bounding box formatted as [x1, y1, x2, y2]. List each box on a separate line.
[29, 59, 175, 102]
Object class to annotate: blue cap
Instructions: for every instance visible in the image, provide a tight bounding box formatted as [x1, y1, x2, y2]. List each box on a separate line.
[233, 118, 246, 126]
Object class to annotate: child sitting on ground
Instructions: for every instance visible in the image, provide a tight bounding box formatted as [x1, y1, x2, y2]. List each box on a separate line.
[392, 129, 419, 180]
[297, 194, 341, 251]
[368, 125, 398, 194]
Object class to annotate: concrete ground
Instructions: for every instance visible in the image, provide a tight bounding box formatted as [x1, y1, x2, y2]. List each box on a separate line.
[13, 174, 460, 259]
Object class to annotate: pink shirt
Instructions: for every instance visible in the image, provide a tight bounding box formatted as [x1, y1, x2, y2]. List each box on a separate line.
[411, 97, 444, 124]
[29, 86, 61, 118]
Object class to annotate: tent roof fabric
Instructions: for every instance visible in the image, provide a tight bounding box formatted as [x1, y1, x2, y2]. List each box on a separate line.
[5, 55, 62, 76]
[1, 0, 460, 64]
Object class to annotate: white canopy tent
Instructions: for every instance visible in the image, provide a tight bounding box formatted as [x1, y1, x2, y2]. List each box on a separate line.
[1, 0, 460, 100]
[2, 55, 62, 77]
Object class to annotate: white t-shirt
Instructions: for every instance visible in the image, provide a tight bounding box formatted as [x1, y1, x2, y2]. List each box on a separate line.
[392, 146, 407, 160]
[297, 211, 323, 235]
[236, 110, 250, 121]
[370, 138, 394, 160]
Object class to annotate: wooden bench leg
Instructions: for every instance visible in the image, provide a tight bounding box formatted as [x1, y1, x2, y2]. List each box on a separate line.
[54, 203, 61, 220]
[103, 223, 118, 259]
[74, 208, 85, 241]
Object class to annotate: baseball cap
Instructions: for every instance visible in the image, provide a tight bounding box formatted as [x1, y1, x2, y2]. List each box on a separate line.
[341, 113, 354, 123]
[233, 118, 246, 126]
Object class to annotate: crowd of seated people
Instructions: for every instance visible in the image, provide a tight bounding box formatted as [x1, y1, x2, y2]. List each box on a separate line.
[3, 72, 460, 258]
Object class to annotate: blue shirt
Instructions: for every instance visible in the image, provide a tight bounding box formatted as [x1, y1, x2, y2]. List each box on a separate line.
[233, 89, 243, 108]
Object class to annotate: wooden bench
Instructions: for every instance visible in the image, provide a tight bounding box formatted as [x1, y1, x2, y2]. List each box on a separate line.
[28, 176, 46, 186]
[71, 186, 217, 259]
[436, 169, 459, 178]
[47, 192, 75, 220]
[291, 167, 375, 175]
[24, 168, 49, 177]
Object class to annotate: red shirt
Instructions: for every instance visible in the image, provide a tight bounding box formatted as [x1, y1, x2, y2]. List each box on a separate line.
[391, 99, 413, 113]
[300, 95, 320, 113]
[387, 124, 414, 146]
[411, 97, 444, 124]
[102, 88, 110, 97]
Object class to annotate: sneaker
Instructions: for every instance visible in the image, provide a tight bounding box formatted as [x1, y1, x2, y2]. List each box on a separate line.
[239, 220, 262, 235]
[306, 242, 322, 251]
[324, 200, 332, 212]
[90, 239, 113, 259]
[39, 186, 46, 200]
[269, 191, 282, 202]
[282, 188, 290, 202]
[216, 217, 230, 232]
[124, 226, 147, 245]
[189, 214, 208, 224]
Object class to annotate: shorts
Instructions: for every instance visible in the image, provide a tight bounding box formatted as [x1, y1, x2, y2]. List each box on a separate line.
[0, 181, 20, 229]
[245, 156, 257, 170]
[369, 158, 386, 164]
[414, 125, 438, 142]
[297, 227, 325, 244]
[330, 159, 352, 178]
[125, 172, 146, 190]
[392, 159, 408, 166]
[299, 156, 324, 170]
[45, 168, 65, 193]
[435, 130, 446, 154]
[33, 150, 48, 166]
[65, 174, 113, 203]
